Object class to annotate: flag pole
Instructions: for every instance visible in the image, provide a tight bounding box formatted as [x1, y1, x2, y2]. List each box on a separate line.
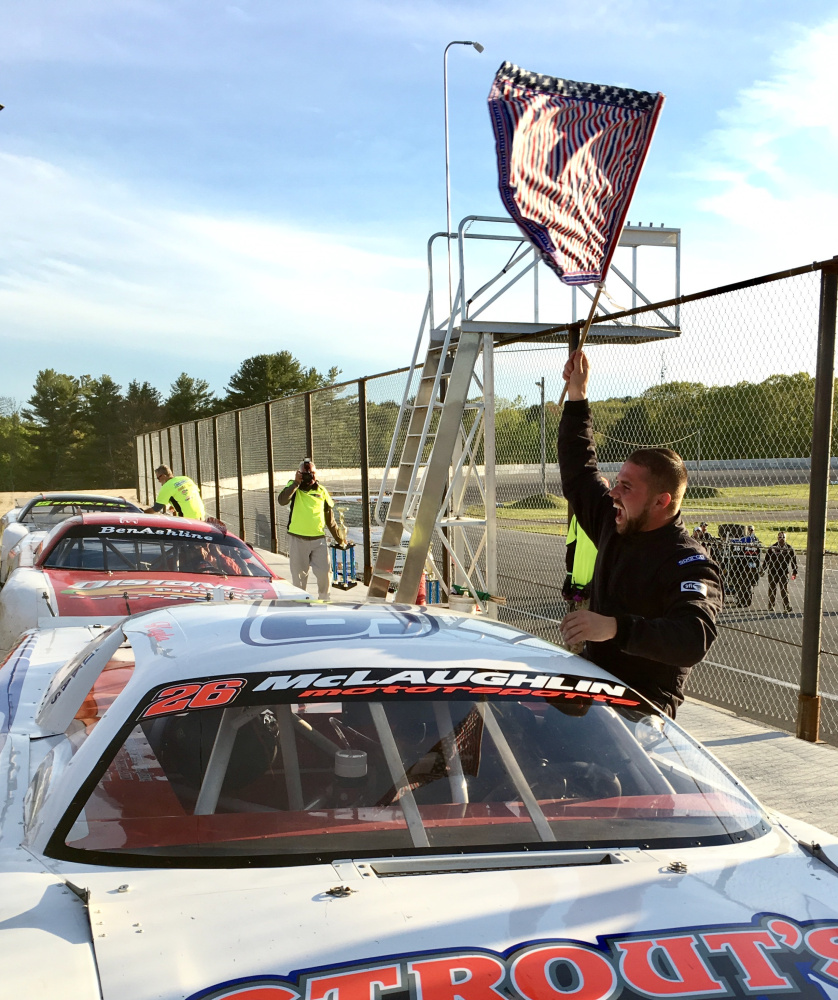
[557, 281, 603, 405]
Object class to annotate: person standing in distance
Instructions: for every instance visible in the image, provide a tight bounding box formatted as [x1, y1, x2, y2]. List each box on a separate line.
[277, 459, 346, 599]
[145, 465, 205, 519]
[557, 350, 723, 717]
[762, 530, 798, 613]
[693, 521, 713, 550]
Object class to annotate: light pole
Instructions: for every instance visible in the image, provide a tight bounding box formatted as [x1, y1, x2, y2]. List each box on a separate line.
[444, 39, 484, 313]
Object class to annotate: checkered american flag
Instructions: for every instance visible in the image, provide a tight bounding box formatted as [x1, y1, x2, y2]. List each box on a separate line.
[488, 63, 665, 286]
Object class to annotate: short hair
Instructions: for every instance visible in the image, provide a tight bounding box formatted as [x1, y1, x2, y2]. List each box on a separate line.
[155, 465, 173, 479]
[626, 448, 687, 515]
[299, 457, 316, 472]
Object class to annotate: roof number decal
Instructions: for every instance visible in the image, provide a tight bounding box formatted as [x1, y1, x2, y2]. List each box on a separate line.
[142, 679, 245, 718]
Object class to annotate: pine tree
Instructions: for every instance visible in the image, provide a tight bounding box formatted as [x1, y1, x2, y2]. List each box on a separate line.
[77, 375, 125, 487]
[23, 370, 87, 488]
[0, 398, 32, 491]
[224, 353, 339, 410]
[164, 373, 218, 425]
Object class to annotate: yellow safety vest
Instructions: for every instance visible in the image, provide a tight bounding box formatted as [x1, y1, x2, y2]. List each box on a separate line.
[286, 481, 334, 537]
[156, 476, 205, 519]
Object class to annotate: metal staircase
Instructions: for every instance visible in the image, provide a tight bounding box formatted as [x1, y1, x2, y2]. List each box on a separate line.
[368, 215, 683, 610]
[367, 281, 490, 606]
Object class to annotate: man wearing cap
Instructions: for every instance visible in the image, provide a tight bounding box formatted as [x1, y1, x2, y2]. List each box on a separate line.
[277, 459, 346, 599]
[693, 522, 713, 550]
[145, 465, 205, 519]
[762, 530, 798, 613]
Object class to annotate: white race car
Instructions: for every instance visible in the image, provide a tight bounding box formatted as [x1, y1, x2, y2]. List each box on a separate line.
[0, 510, 308, 653]
[0, 492, 144, 584]
[2, 600, 838, 1000]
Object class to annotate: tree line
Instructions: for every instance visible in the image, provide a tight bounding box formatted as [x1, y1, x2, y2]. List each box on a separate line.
[487, 371, 833, 466]
[0, 352, 339, 491]
[1, 363, 832, 492]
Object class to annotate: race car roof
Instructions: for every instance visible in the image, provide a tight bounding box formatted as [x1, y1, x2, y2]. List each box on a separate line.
[18, 492, 142, 515]
[35, 511, 232, 563]
[54, 511, 216, 531]
[36, 601, 631, 734]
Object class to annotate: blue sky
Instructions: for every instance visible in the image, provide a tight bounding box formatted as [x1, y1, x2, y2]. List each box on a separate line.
[2, 0, 838, 405]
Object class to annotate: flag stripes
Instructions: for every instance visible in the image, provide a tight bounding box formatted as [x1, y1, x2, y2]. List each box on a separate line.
[488, 63, 664, 286]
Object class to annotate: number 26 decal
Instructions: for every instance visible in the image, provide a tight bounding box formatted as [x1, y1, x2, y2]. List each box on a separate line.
[142, 679, 245, 718]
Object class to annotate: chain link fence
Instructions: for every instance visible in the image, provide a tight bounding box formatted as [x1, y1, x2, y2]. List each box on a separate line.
[137, 261, 838, 744]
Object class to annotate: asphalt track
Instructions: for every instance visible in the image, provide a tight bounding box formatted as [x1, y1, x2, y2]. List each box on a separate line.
[488, 525, 838, 741]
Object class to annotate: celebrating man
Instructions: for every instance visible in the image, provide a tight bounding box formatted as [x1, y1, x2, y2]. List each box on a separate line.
[557, 350, 723, 717]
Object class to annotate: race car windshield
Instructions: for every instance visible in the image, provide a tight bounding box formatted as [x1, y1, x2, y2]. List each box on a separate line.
[57, 683, 768, 866]
[21, 499, 140, 528]
[42, 525, 270, 577]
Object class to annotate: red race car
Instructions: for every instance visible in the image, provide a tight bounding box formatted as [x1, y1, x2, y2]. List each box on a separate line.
[0, 511, 308, 652]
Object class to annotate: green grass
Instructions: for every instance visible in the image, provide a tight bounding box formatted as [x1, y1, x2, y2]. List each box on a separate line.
[464, 482, 838, 548]
[505, 492, 566, 510]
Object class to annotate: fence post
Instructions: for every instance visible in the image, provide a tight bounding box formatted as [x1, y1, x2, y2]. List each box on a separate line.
[235, 410, 245, 540]
[265, 402, 278, 554]
[179, 424, 186, 476]
[135, 435, 143, 505]
[166, 426, 174, 470]
[158, 430, 164, 472]
[304, 392, 313, 460]
[212, 416, 221, 520]
[797, 262, 838, 742]
[194, 422, 202, 494]
[144, 434, 153, 504]
[565, 323, 583, 534]
[149, 432, 155, 498]
[483, 334, 497, 618]
[358, 379, 373, 584]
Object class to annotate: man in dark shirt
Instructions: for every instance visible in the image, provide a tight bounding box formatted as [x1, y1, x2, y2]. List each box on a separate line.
[557, 350, 723, 717]
[762, 531, 798, 613]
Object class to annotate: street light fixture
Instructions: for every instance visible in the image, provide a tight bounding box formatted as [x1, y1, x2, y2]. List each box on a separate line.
[444, 40, 484, 312]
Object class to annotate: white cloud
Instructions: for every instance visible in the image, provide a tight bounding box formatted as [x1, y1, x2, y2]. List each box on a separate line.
[0, 151, 426, 394]
[690, 19, 838, 278]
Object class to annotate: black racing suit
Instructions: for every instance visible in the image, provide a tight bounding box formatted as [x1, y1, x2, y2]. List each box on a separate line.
[558, 400, 723, 716]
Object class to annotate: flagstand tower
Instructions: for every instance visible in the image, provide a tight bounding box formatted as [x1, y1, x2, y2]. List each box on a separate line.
[366, 216, 682, 610]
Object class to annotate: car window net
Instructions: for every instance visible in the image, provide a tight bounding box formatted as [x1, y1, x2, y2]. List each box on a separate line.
[64, 695, 765, 861]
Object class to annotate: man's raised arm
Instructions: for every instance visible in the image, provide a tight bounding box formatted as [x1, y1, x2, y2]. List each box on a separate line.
[557, 350, 611, 542]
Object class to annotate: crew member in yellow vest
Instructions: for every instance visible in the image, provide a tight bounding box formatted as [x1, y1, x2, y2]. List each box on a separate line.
[277, 458, 346, 599]
[562, 514, 598, 654]
[145, 465, 206, 519]
[561, 476, 609, 652]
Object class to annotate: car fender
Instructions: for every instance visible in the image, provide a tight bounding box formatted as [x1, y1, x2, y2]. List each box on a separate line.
[0, 570, 50, 654]
[0, 522, 30, 584]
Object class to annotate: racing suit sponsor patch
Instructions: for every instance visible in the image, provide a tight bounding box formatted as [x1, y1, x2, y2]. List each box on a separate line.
[678, 553, 706, 565]
[681, 580, 708, 595]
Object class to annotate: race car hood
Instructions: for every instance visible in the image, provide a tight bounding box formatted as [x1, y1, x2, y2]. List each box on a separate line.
[70, 836, 838, 1000]
[0, 858, 100, 997]
[46, 569, 303, 615]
